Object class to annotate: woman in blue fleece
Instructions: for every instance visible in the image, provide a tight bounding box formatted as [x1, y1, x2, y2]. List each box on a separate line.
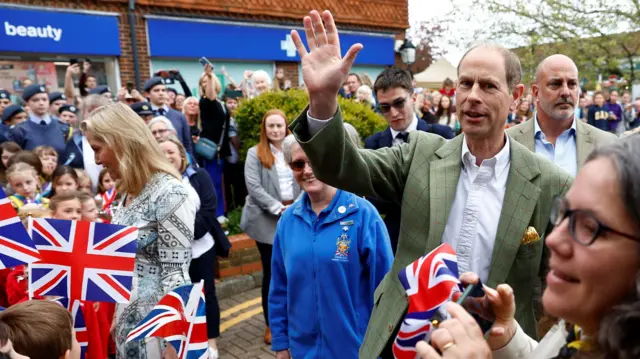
[269, 134, 393, 359]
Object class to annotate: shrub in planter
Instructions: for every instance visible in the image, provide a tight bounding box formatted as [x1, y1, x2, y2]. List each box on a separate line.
[234, 89, 388, 159]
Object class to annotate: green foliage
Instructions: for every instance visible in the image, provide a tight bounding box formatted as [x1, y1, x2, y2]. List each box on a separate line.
[223, 207, 243, 236]
[234, 89, 388, 159]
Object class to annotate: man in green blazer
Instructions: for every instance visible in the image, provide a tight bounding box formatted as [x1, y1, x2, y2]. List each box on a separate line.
[507, 55, 617, 177]
[287, 10, 573, 358]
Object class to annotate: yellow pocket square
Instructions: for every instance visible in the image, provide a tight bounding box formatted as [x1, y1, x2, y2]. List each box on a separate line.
[520, 226, 540, 245]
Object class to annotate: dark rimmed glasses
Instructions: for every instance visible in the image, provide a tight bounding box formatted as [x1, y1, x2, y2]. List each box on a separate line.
[290, 160, 310, 172]
[550, 196, 640, 246]
[379, 95, 411, 114]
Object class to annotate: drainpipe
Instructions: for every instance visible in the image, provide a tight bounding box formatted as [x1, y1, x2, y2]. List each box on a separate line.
[128, 0, 141, 90]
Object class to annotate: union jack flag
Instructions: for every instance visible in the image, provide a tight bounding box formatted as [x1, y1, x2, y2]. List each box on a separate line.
[51, 297, 88, 359]
[28, 218, 138, 303]
[0, 189, 40, 269]
[101, 187, 117, 210]
[126, 281, 209, 359]
[393, 244, 462, 359]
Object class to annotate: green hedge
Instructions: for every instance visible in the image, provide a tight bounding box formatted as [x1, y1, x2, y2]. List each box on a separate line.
[234, 89, 388, 159]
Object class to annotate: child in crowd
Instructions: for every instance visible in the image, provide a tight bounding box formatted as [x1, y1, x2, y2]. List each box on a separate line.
[33, 145, 58, 197]
[5, 151, 45, 197]
[96, 168, 117, 219]
[77, 191, 100, 222]
[0, 142, 21, 191]
[0, 300, 81, 359]
[51, 166, 79, 197]
[6, 163, 48, 210]
[75, 168, 93, 195]
[49, 191, 82, 221]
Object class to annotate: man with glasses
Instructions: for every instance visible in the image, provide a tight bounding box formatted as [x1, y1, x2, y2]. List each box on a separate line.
[364, 67, 453, 253]
[287, 10, 573, 357]
[507, 55, 616, 177]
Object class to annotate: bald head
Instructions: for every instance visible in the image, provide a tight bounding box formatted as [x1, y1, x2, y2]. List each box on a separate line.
[533, 54, 579, 123]
[535, 55, 578, 83]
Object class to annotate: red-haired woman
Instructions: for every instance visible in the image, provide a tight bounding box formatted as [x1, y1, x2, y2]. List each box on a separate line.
[240, 109, 301, 345]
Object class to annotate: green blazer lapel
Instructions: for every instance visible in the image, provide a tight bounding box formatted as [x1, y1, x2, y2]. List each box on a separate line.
[487, 139, 542, 288]
[426, 135, 463, 252]
[516, 118, 535, 151]
[576, 121, 594, 171]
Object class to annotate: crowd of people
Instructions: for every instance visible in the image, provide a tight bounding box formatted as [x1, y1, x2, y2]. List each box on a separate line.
[1, 8, 640, 359]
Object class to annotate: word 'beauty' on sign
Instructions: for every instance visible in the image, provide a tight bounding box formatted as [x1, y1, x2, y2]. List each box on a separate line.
[4, 21, 63, 42]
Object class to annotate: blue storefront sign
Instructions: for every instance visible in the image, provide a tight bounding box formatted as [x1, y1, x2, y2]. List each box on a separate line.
[147, 17, 395, 66]
[0, 6, 121, 56]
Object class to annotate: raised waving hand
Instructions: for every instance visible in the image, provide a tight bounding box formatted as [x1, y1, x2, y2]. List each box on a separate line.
[291, 10, 362, 119]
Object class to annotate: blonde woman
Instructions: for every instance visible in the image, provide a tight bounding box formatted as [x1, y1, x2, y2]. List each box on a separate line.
[356, 85, 376, 109]
[198, 64, 229, 218]
[81, 102, 195, 359]
[182, 96, 202, 144]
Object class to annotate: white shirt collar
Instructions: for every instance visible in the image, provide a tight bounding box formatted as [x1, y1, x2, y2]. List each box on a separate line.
[269, 143, 282, 154]
[390, 115, 419, 139]
[151, 103, 169, 112]
[461, 135, 511, 180]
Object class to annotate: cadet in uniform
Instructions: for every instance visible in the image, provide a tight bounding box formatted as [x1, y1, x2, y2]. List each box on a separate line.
[48, 92, 67, 119]
[0, 89, 11, 117]
[58, 104, 79, 126]
[143, 77, 193, 156]
[0, 104, 27, 142]
[130, 101, 154, 124]
[8, 84, 72, 161]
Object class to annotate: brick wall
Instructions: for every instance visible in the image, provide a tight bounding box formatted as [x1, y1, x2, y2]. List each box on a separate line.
[218, 233, 263, 279]
[275, 61, 300, 87]
[4, 1, 405, 89]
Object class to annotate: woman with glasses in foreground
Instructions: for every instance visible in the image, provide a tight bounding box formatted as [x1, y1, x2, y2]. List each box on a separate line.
[416, 135, 640, 359]
[268, 134, 393, 359]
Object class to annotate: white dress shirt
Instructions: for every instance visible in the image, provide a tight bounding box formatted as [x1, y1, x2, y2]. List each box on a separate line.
[182, 177, 214, 258]
[390, 116, 419, 145]
[441, 135, 511, 283]
[268, 144, 294, 215]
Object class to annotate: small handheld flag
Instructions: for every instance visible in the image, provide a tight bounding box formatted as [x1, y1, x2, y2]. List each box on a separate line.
[0, 188, 40, 269]
[392, 244, 462, 359]
[126, 281, 208, 359]
[28, 218, 138, 303]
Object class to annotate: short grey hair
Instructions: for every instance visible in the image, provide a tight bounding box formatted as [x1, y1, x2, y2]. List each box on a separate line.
[457, 42, 522, 91]
[282, 134, 299, 164]
[343, 123, 362, 148]
[586, 134, 640, 230]
[147, 116, 176, 132]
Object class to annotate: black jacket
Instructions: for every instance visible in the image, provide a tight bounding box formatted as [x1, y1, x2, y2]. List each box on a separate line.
[199, 97, 231, 159]
[187, 167, 231, 257]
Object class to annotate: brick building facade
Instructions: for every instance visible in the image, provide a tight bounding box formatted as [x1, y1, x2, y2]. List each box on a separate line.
[1, 0, 408, 94]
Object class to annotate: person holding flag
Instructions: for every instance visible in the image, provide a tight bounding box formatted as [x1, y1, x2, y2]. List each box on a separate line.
[81, 102, 195, 359]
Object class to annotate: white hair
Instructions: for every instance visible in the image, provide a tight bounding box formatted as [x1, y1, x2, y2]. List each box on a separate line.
[147, 116, 176, 132]
[282, 134, 300, 165]
[356, 85, 375, 106]
[252, 70, 272, 86]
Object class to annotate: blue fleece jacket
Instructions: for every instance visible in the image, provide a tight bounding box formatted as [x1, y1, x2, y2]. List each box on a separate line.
[269, 189, 393, 359]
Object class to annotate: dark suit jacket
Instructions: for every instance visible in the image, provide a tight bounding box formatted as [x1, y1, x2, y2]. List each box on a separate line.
[364, 118, 454, 253]
[163, 108, 194, 157]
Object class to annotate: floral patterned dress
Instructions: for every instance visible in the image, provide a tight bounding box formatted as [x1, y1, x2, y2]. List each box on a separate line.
[113, 172, 195, 359]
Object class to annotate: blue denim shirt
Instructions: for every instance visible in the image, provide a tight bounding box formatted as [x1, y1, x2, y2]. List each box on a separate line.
[534, 114, 577, 177]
